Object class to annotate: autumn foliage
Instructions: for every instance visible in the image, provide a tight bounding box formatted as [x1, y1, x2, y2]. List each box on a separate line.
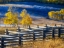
[4, 8, 32, 27]
[4, 11, 18, 25]
[48, 9, 64, 20]
[20, 9, 32, 27]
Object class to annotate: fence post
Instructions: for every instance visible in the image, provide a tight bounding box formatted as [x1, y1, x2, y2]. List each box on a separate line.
[58, 27, 61, 38]
[52, 28, 55, 38]
[43, 30, 46, 39]
[61, 24, 62, 27]
[18, 35, 22, 46]
[5, 29, 9, 35]
[55, 24, 56, 26]
[28, 25, 31, 29]
[45, 24, 47, 27]
[37, 25, 39, 28]
[17, 26, 21, 32]
[1, 37, 5, 48]
[33, 32, 35, 40]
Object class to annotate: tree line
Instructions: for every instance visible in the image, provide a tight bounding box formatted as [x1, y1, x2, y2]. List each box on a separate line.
[48, 9, 64, 20]
[0, 0, 64, 4]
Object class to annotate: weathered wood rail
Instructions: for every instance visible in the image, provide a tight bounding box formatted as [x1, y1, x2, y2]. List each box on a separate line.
[0, 25, 64, 48]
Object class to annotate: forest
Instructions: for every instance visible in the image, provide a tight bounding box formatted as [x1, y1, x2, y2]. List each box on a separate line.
[0, 0, 64, 4]
[48, 9, 64, 20]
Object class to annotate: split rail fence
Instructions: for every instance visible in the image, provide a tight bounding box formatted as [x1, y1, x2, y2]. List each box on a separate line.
[0, 25, 64, 48]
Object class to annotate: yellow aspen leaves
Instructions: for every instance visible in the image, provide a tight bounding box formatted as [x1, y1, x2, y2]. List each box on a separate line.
[4, 8, 32, 27]
[48, 11, 55, 19]
[20, 9, 32, 27]
[60, 9, 64, 15]
[4, 11, 18, 25]
[48, 9, 64, 20]
[21, 14, 32, 25]
[4, 18, 13, 24]
[20, 9, 27, 18]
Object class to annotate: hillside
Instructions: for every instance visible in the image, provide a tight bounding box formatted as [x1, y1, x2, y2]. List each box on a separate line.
[0, 0, 64, 4]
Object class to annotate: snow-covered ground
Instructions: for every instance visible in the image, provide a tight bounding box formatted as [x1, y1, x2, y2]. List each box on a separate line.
[0, 4, 60, 10]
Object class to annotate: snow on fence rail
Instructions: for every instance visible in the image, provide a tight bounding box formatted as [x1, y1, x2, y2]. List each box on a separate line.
[0, 25, 64, 48]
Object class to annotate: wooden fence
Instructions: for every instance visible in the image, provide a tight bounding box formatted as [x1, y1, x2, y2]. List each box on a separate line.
[0, 25, 64, 48]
